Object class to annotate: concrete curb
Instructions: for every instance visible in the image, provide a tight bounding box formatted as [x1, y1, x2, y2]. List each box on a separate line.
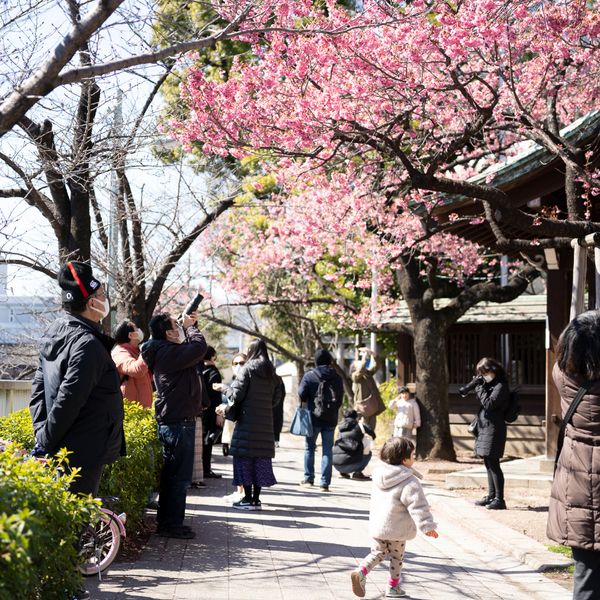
[425, 485, 573, 572]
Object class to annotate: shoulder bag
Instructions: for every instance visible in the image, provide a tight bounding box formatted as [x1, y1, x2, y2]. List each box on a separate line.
[554, 382, 592, 475]
[289, 404, 314, 437]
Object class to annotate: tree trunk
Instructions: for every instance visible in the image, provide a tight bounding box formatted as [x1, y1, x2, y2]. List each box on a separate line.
[412, 317, 456, 460]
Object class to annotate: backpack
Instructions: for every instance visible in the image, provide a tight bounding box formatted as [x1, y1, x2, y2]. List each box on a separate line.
[312, 376, 340, 422]
[504, 388, 521, 423]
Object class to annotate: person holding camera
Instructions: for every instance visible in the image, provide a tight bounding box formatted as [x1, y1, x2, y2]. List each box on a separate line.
[460, 357, 510, 511]
[141, 310, 207, 539]
[351, 347, 384, 431]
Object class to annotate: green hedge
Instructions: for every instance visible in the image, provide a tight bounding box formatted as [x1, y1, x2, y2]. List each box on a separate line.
[99, 400, 162, 526]
[0, 445, 99, 600]
[0, 400, 161, 528]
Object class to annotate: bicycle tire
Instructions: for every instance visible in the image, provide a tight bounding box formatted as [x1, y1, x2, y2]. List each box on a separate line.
[78, 510, 122, 577]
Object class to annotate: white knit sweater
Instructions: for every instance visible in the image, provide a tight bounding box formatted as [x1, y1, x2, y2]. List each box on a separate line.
[368, 462, 436, 541]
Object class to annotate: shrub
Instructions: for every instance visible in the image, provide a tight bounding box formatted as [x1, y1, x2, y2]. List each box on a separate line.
[375, 377, 399, 442]
[0, 445, 99, 600]
[0, 402, 161, 528]
[0, 408, 34, 449]
[99, 400, 161, 527]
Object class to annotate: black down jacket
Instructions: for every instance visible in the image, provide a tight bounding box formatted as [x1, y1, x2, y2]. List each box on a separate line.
[474, 376, 509, 459]
[227, 357, 278, 459]
[141, 326, 207, 424]
[29, 313, 125, 469]
[333, 414, 375, 468]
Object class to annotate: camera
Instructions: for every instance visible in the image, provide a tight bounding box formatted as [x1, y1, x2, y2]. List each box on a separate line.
[178, 292, 204, 324]
[458, 376, 483, 397]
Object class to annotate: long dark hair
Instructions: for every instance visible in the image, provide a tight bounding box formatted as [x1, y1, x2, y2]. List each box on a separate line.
[556, 310, 600, 380]
[476, 357, 506, 379]
[246, 339, 275, 375]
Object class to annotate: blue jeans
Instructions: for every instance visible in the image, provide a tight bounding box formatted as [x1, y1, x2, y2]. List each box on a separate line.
[304, 423, 335, 486]
[157, 421, 195, 530]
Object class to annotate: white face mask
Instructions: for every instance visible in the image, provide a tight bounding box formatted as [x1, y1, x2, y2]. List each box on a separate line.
[90, 296, 110, 320]
[130, 328, 144, 344]
[483, 374, 495, 383]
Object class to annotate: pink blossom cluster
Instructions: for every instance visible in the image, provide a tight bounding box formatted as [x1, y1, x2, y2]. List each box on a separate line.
[174, 0, 599, 324]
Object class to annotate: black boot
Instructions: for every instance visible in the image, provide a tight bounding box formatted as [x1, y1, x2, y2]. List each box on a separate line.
[474, 495, 493, 506]
[486, 498, 507, 510]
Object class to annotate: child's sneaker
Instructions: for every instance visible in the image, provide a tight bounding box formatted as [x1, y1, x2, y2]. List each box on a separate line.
[386, 583, 406, 598]
[350, 569, 366, 597]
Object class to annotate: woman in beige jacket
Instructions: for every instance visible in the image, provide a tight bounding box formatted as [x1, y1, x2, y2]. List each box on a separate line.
[548, 310, 600, 600]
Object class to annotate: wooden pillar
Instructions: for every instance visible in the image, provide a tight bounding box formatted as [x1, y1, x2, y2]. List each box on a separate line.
[545, 261, 572, 458]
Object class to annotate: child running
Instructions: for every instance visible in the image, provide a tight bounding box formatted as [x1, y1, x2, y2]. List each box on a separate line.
[351, 437, 438, 598]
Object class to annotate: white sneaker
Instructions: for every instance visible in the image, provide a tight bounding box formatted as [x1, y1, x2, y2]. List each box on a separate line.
[223, 491, 243, 503]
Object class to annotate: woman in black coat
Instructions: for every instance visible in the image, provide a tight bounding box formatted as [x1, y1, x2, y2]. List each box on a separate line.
[216, 339, 278, 510]
[471, 357, 510, 510]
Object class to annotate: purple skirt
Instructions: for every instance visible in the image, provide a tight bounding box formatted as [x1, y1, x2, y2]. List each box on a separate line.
[232, 457, 277, 487]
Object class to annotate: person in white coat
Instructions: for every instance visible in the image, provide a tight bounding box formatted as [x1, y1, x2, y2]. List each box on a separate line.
[389, 386, 421, 443]
[350, 437, 438, 599]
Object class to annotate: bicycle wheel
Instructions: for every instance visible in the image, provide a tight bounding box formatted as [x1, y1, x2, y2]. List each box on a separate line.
[78, 510, 122, 577]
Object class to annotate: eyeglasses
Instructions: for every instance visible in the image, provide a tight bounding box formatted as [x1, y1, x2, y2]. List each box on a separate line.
[233, 361, 245, 366]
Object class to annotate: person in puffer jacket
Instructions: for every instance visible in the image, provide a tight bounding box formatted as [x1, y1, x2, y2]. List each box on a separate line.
[332, 409, 375, 480]
[350, 437, 438, 599]
[548, 310, 600, 600]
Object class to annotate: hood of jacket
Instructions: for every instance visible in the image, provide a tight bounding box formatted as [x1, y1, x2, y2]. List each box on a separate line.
[40, 313, 113, 360]
[338, 415, 359, 433]
[372, 462, 416, 490]
[313, 365, 339, 382]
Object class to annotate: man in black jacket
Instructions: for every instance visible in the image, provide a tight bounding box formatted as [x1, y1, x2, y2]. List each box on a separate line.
[298, 349, 343, 491]
[142, 312, 207, 539]
[30, 261, 125, 497]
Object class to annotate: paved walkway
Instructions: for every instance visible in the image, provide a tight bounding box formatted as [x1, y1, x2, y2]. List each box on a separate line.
[87, 435, 570, 600]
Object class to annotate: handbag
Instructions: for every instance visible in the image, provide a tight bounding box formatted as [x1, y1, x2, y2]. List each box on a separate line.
[289, 406, 314, 437]
[554, 382, 591, 475]
[467, 417, 478, 436]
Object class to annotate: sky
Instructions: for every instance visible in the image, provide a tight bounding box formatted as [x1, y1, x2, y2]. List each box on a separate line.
[0, 1, 221, 299]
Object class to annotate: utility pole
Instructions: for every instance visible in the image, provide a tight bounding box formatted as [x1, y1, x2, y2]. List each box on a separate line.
[107, 89, 123, 331]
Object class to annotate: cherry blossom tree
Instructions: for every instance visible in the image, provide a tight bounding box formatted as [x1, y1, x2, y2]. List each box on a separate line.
[174, 0, 600, 458]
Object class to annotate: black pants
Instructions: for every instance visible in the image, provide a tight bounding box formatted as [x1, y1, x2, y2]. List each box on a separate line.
[69, 463, 104, 496]
[483, 456, 504, 501]
[572, 547, 600, 600]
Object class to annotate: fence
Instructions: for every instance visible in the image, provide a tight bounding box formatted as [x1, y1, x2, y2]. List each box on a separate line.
[0, 380, 32, 417]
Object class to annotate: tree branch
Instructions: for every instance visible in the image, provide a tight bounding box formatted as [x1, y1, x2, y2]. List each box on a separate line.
[0, 0, 126, 137]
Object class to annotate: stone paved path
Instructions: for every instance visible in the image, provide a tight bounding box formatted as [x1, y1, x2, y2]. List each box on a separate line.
[87, 436, 570, 600]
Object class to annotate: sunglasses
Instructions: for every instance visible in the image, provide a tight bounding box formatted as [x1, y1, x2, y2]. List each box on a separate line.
[233, 361, 245, 366]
